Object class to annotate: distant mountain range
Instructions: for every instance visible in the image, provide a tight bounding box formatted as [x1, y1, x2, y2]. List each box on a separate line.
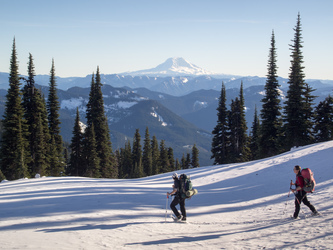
[0, 57, 332, 166]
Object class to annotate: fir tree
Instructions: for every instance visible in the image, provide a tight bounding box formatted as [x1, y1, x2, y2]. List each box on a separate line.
[283, 13, 315, 149]
[122, 140, 132, 178]
[22, 54, 50, 177]
[303, 83, 317, 144]
[34, 114, 47, 176]
[83, 123, 101, 178]
[142, 127, 153, 176]
[175, 158, 181, 171]
[132, 129, 144, 178]
[211, 82, 229, 164]
[167, 147, 175, 171]
[85, 68, 116, 178]
[249, 105, 261, 160]
[181, 153, 186, 169]
[191, 144, 200, 168]
[185, 153, 191, 169]
[151, 135, 160, 175]
[260, 31, 283, 158]
[159, 140, 170, 173]
[0, 39, 30, 180]
[314, 96, 333, 142]
[47, 59, 64, 175]
[68, 108, 84, 176]
[229, 84, 250, 163]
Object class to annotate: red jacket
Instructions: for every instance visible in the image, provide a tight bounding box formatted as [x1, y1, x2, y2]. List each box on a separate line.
[296, 174, 304, 189]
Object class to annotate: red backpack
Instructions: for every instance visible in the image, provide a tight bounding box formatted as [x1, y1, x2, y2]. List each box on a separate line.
[301, 168, 316, 193]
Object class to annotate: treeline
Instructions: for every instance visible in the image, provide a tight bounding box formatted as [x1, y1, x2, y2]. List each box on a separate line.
[0, 39, 200, 181]
[0, 41, 65, 181]
[211, 14, 333, 165]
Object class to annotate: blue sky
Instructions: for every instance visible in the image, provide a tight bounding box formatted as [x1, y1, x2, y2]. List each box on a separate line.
[1, 0, 332, 79]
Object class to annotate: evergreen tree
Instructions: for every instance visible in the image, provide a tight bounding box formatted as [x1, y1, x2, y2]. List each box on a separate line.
[47, 59, 62, 149]
[47, 59, 64, 175]
[211, 82, 230, 164]
[22, 54, 50, 177]
[83, 123, 101, 178]
[142, 127, 153, 176]
[68, 108, 84, 176]
[0, 39, 30, 180]
[159, 140, 170, 173]
[314, 96, 333, 142]
[175, 158, 181, 171]
[151, 135, 160, 175]
[132, 129, 144, 178]
[85, 68, 116, 178]
[34, 114, 47, 176]
[303, 83, 317, 144]
[283, 14, 315, 149]
[167, 147, 175, 171]
[122, 140, 132, 178]
[185, 153, 191, 169]
[260, 31, 283, 158]
[181, 153, 186, 169]
[249, 105, 261, 160]
[191, 144, 200, 168]
[229, 84, 250, 163]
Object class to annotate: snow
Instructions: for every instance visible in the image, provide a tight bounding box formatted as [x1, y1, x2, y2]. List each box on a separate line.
[61, 97, 86, 110]
[1, 141, 333, 249]
[150, 107, 168, 126]
[116, 101, 138, 109]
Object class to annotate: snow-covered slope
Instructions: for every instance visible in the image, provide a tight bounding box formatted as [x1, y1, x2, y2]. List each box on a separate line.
[121, 57, 216, 77]
[1, 141, 333, 249]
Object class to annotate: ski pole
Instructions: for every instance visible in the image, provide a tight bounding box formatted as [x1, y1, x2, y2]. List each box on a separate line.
[165, 194, 169, 222]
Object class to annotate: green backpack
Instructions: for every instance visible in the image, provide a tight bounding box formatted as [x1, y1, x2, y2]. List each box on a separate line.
[179, 174, 198, 199]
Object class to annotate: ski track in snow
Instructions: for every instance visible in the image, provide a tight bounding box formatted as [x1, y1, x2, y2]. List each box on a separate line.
[0, 141, 333, 249]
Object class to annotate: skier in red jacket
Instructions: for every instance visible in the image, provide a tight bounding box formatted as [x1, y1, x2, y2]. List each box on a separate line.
[291, 165, 318, 219]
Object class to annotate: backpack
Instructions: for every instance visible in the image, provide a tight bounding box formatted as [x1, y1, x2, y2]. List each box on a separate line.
[179, 174, 198, 199]
[301, 168, 316, 193]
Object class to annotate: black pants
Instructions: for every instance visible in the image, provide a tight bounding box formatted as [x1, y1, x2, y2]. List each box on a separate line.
[294, 191, 316, 218]
[170, 195, 186, 218]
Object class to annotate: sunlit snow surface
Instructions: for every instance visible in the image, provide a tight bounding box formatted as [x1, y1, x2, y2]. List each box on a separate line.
[0, 141, 333, 249]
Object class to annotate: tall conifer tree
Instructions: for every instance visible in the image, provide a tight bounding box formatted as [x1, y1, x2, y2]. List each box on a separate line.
[229, 83, 250, 163]
[249, 105, 261, 160]
[142, 127, 153, 176]
[260, 31, 282, 157]
[151, 135, 160, 174]
[211, 82, 229, 164]
[159, 140, 170, 173]
[283, 13, 314, 149]
[47, 59, 64, 175]
[22, 54, 50, 177]
[191, 144, 200, 168]
[85, 67, 117, 178]
[0, 39, 30, 180]
[132, 129, 143, 178]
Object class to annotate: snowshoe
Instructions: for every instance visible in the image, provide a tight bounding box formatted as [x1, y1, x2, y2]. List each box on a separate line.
[311, 211, 321, 217]
[171, 215, 183, 222]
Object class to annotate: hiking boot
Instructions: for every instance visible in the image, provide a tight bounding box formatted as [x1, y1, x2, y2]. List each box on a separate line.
[311, 211, 320, 216]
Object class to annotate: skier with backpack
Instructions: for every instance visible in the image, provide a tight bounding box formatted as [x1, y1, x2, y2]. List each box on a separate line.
[290, 165, 319, 219]
[167, 173, 187, 222]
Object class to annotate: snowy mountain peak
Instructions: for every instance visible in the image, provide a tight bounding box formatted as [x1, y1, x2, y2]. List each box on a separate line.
[121, 57, 215, 77]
